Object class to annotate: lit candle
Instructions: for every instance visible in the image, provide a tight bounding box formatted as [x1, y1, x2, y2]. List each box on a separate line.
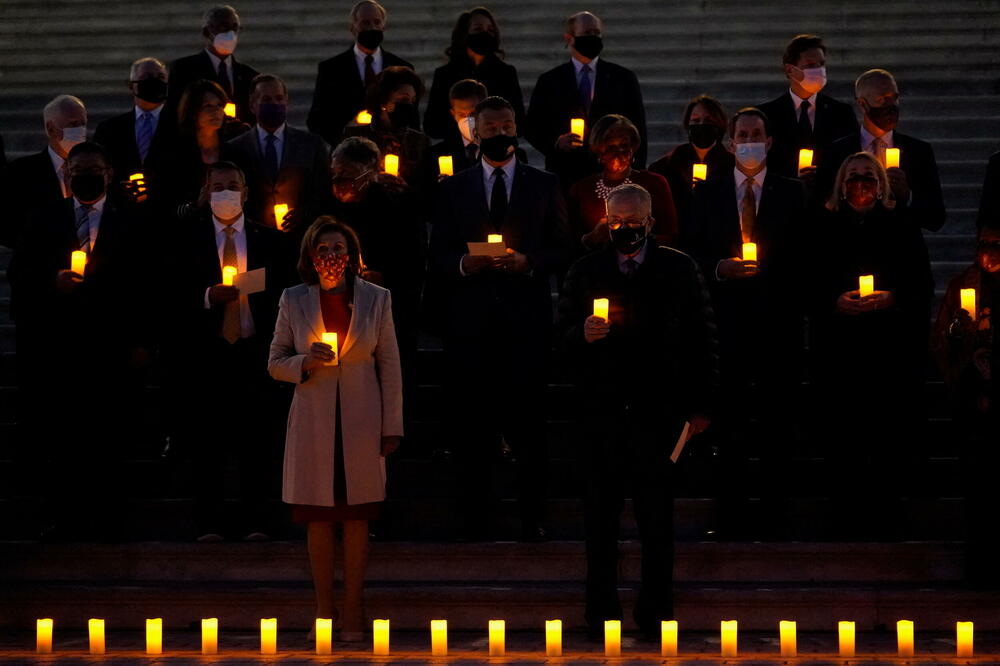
[605, 619, 621, 657]
[742, 242, 757, 263]
[146, 618, 162, 655]
[71, 250, 87, 276]
[897, 619, 914, 658]
[384, 153, 400, 176]
[571, 118, 586, 137]
[273, 203, 289, 227]
[798, 148, 814, 171]
[593, 297, 609, 322]
[261, 618, 277, 655]
[692, 163, 708, 181]
[224, 103, 236, 118]
[886, 147, 901, 169]
[545, 620, 562, 657]
[431, 619, 448, 657]
[316, 618, 332, 656]
[957, 621, 973, 658]
[89, 618, 105, 655]
[36, 619, 53, 654]
[438, 155, 454, 177]
[373, 619, 390, 656]
[356, 110, 373, 125]
[661, 620, 678, 657]
[859, 274, 875, 298]
[129, 173, 144, 182]
[202, 618, 218, 655]
[961, 288, 977, 320]
[487, 234, 503, 244]
[489, 620, 505, 657]
[780, 620, 796, 657]
[721, 620, 738, 658]
[222, 265, 237, 286]
[321, 332, 338, 366]
[838, 621, 855, 658]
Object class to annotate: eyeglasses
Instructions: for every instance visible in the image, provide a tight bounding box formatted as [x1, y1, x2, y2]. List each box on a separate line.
[606, 217, 647, 231]
[332, 169, 372, 189]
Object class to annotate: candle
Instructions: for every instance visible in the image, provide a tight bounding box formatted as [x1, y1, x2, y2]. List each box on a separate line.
[356, 110, 373, 125]
[742, 242, 757, 262]
[961, 288, 977, 320]
[661, 620, 678, 657]
[593, 297, 609, 322]
[316, 618, 332, 656]
[222, 265, 237, 286]
[886, 147, 900, 169]
[71, 250, 87, 276]
[431, 619, 448, 657]
[202, 618, 218, 655]
[322, 332, 338, 366]
[545, 620, 562, 657]
[897, 619, 914, 657]
[489, 620, 505, 657]
[438, 155, 454, 176]
[261, 618, 277, 655]
[859, 274, 874, 298]
[273, 203, 289, 227]
[957, 621, 973, 658]
[89, 619, 105, 655]
[373, 619, 390, 656]
[839, 621, 855, 658]
[384, 153, 400, 176]
[487, 234, 503, 244]
[129, 173, 144, 182]
[692, 163, 708, 181]
[571, 118, 586, 137]
[146, 618, 162, 655]
[721, 620, 738, 657]
[36, 619, 53, 654]
[780, 620, 796, 657]
[605, 620, 621, 657]
[224, 103, 236, 118]
[798, 148, 814, 171]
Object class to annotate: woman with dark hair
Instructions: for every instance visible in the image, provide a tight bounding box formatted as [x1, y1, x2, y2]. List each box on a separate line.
[268, 215, 403, 640]
[422, 6, 526, 140]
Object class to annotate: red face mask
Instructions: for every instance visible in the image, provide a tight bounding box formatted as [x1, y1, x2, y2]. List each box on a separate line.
[314, 253, 350, 282]
[844, 175, 879, 209]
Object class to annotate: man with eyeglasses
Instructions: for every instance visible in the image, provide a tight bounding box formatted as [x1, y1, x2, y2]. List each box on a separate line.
[556, 183, 716, 641]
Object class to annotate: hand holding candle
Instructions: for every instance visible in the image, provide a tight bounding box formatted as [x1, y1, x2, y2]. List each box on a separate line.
[273, 203, 290, 229]
[571, 118, 585, 138]
[321, 332, 339, 366]
[384, 154, 400, 176]
[692, 163, 708, 182]
[961, 288, 977, 320]
[222, 265, 238, 286]
[593, 297, 609, 322]
[71, 250, 87, 276]
[438, 155, 454, 177]
[798, 148, 814, 172]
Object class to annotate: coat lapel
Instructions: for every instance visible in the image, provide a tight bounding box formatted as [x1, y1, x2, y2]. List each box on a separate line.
[339, 279, 370, 358]
[300, 283, 326, 342]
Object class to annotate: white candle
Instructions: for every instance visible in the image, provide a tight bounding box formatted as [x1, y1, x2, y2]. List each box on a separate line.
[779, 620, 796, 657]
[384, 154, 400, 176]
[721, 620, 738, 657]
[316, 618, 332, 655]
[488, 620, 505, 656]
[71, 250, 87, 276]
[839, 621, 855, 658]
[88, 619, 105, 655]
[260, 618, 277, 655]
[886, 147, 900, 169]
[692, 163, 708, 181]
[605, 619, 621, 657]
[438, 155, 454, 176]
[222, 265, 237, 286]
[859, 274, 874, 298]
[897, 619, 914, 658]
[661, 620, 678, 657]
[431, 619, 448, 657]
[373, 619, 390, 656]
[957, 621, 973, 658]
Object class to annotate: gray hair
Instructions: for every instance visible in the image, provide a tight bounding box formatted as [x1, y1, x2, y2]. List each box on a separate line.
[855, 68, 897, 98]
[349, 1, 387, 24]
[332, 136, 381, 172]
[607, 183, 652, 215]
[129, 57, 166, 81]
[43, 94, 86, 124]
[202, 5, 240, 31]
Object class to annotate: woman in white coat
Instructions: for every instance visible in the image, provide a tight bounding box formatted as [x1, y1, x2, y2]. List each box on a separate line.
[268, 216, 403, 640]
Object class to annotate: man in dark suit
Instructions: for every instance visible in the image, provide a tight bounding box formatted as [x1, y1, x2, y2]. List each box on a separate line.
[756, 34, 858, 178]
[429, 96, 571, 541]
[163, 161, 290, 542]
[166, 5, 259, 125]
[819, 69, 946, 232]
[557, 183, 717, 640]
[94, 57, 175, 204]
[525, 11, 646, 189]
[689, 108, 807, 539]
[228, 73, 331, 234]
[307, 1, 413, 146]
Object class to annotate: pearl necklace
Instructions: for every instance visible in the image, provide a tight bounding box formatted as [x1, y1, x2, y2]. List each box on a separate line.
[595, 173, 633, 200]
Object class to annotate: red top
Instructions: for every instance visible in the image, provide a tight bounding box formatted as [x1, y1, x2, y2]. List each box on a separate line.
[320, 289, 352, 354]
[567, 169, 679, 247]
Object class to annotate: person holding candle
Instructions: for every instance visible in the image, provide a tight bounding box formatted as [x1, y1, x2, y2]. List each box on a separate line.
[425, 79, 488, 180]
[556, 183, 717, 640]
[268, 216, 403, 640]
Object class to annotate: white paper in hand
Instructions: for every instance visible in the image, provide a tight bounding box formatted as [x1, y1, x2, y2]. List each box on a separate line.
[467, 241, 508, 258]
[670, 421, 692, 464]
[234, 267, 266, 294]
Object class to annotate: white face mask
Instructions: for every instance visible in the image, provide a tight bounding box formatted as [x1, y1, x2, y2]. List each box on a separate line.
[734, 142, 767, 171]
[59, 126, 87, 154]
[457, 116, 476, 143]
[797, 66, 827, 95]
[213, 30, 238, 56]
[210, 189, 243, 220]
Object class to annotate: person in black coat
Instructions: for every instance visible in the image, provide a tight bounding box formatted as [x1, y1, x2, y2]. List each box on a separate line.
[525, 11, 646, 190]
[977, 151, 1000, 231]
[307, 0, 413, 146]
[166, 5, 259, 126]
[429, 96, 571, 541]
[756, 34, 858, 178]
[556, 183, 717, 640]
[423, 7, 526, 141]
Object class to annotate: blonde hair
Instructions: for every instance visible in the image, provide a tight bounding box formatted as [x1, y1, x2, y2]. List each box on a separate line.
[826, 151, 895, 212]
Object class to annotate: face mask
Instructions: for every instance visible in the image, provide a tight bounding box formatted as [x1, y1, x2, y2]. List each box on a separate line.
[572, 35, 603, 60]
[70, 173, 106, 202]
[610, 225, 646, 255]
[256, 102, 287, 128]
[865, 102, 899, 132]
[479, 133, 517, 162]
[457, 116, 476, 143]
[796, 66, 827, 94]
[844, 176, 879, 209]
[59, 126, 87, 154]
[388, 102, 420, 131]
[212, 30, 238, 56]
[466, 31, 498, 56]
[314, 253, 350, 283]
[734, 142, 767, 171]
[600, 147, 632, 173]
[357, 29, 384, 51]
[210, 189, 243, 219]
[135, 78, 167, 104]
[688, 124, 721, 149]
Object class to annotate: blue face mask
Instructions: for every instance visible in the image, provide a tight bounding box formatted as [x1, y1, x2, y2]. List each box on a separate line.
[256, 102, 287, 129]
[734, 142, 767, 171]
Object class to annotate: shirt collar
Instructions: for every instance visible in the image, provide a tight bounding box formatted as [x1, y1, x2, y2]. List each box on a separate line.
[213, 214, 245, 234]
[789, 89, 818, 110]
[256, 123, 286, 143]
[47, 145, 65, 170]
[73, 194, 106, 214]
[618, 237, 649, 267]
[860, 125, 893, 149]
[204, 48, 230, 70]
[734, 166, 767, 188]
[134, 104, 163, 120]
[354, 43, 383, 63]
[482, 155, 517, 181]
[572, 55, 598, 75]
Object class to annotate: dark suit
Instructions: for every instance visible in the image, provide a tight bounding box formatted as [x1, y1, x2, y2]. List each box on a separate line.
[0, 149, 65, 248]
[525, 59, 647, 188]
[423, 56, 527, 141]
[93, 106, 176, 201]
[556, 241, 717, 633]
[167, 50, 259, 125]
[307, 47, 413, 146]
[756, 91, 858, 178]
[977, 151, 1000, 231]
[429, 160, 571, 533]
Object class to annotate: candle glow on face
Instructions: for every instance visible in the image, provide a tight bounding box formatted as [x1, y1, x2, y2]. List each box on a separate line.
[146, 618, 162, 655]
[438, 155, 454, 176]
[89, 619, 105, 655]
[692, 163, 708, 181]
[571, 118, 586, 137]
[798, 148, 814, 171]
[721, 620, 738, 657]
[431, 620, 448, 657]
[839, 621, 855, 657]
[605, 620, 621, 657]
[897, 619, 914, 657]
[260, 618, 277, 655]
[661, 620, 678, 657]
[546, 620, 562, 657]
[373, 619, 390, 656]
[489, 620, 505, 656]
[36, 619, 53, 654]
[384, 154, 400, 176]
[202, 618, 218, 655]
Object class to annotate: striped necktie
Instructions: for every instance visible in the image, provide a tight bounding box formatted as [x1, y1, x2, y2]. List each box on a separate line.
[136, 112, 154, 163]
[76, 204, 92, 253]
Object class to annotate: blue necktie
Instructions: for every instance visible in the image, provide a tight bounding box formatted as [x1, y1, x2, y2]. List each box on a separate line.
[579, 64, 592, 113]
[76, 205, 92, 254]
[136, 112, 153, 163]
[264, 133, 279, 183]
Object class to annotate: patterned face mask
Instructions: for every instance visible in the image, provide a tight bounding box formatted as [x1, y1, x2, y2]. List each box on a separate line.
[314, 253, 350, 282]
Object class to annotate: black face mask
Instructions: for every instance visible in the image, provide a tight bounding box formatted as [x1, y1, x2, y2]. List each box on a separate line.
[466, 31, 498, 56]
[70, 173, 106, 202]
[357, 29, 384, 51]
[388, 102, 420, 131]
[134, 78, 167, 104]
[573, 35, 603, 60]
[479, 133, 517, 162]
[866, 103, 899, 132]
[610, 225, 645, 255]
[688, 124, 722, 149]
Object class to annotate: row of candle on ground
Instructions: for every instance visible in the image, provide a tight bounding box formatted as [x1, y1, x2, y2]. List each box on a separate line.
[34, 617, 976, 658]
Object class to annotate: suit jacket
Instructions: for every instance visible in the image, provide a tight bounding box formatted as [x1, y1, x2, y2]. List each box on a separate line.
[525, 59, 647, 184]
[423, 56, 527, 141]
[649, 142, 735, 246]
[0, 149, 66, 248]
[307, 47, 413, 146]
[228, 124, 331, 230]
[93, 107, 176, 198]
[166, 51, 259, 125]
[756, 91, 858, 178]
[268, 279, 402, 506]
[977, 151, 1000, 231]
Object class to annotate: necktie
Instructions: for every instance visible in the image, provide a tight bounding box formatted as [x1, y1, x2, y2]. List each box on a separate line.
[579, 64, 593, 113]
[623, 257, 638, 279]
[76, 204, 92, 254]
[466, 142, 479, 164]
[873, 138, 887, 167]
[136, 112, 153, 164]
[217, 59, 232, 98]
[364, 54, 376, 88]
[490, 168, 508, 227]
[797, 100, 813, 148]
[741, 176, 756, 243]
[264, 133, 279, 183]
[221, 226, 241, 343]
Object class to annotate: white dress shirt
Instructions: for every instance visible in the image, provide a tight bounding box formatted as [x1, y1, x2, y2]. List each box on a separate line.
[72, 194, 106, 250]
[572, 55, 599, 101]
[205, 49, 234, 89]
[255, 123, 286, 170]
[790, 89, 817, 129]
[48, 146, 69, 198]
[354, 43, 384, 81]
[734, 166, 766, 216]
[204, 214, 255, 337]
[481, 155, 516, 206]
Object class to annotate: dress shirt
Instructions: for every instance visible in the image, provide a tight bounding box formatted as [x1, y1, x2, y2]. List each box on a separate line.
[134, 104, 163, 130]
[204, 214, 255, 337]
[205, 49, 234, 90]
[734, 166, 766, 215]
[617, 238, 649, 273]
[255, 123, 286, 170]
[572, 55, 598, 102]
[860, 126, 894, 155]
[354, 43, 384, 81]
[48, 145, 69, 198]
[481, 155, 516, 206]
[72, 194, 106, 250]
[790, 89, 817, 129]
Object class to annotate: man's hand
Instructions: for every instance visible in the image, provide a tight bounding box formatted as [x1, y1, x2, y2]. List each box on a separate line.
[797, 165, 817, 188]
[208, 284, 239, 305]
[461, 254, 493, 275]
[303, 341, 336, 373]
[381, 435, 402, 456]
[555, 132, 583, 152]
[836, 289, 893, 315]
[56, 269, 83, 294]
[887, 167, 910, 203]
[717, 257, 759, 280]
[493, 248, 531, 274]
[584, 314, 610, 343]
